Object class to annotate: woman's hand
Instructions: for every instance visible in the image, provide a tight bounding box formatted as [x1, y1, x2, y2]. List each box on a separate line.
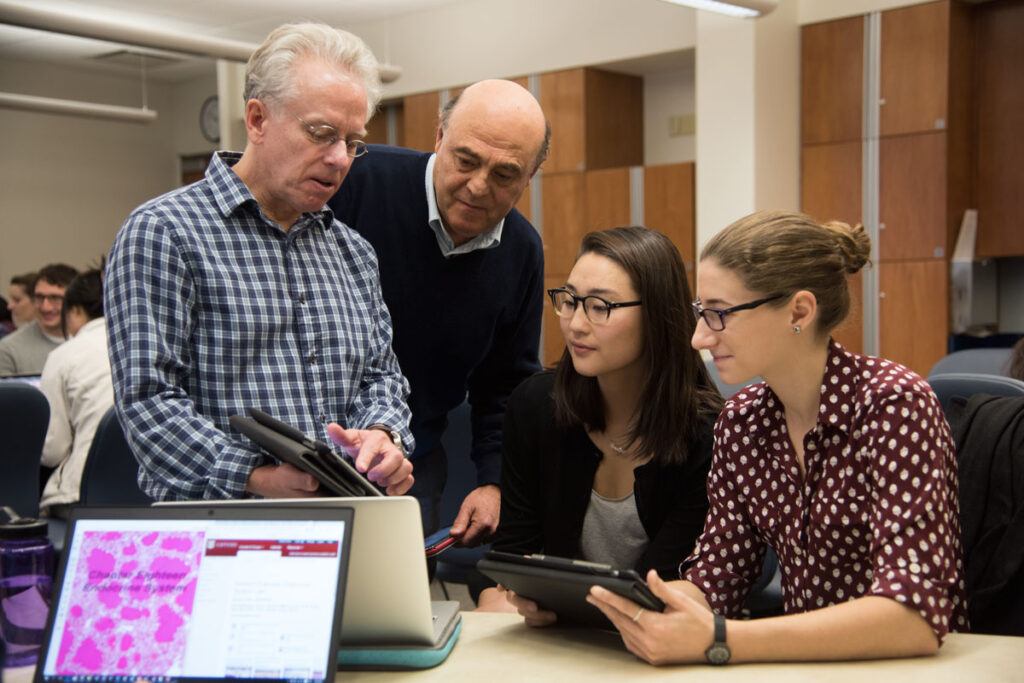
[587, 570, 715, 665]
[506, 588, 558, 627]
[475, 586, 519, 613]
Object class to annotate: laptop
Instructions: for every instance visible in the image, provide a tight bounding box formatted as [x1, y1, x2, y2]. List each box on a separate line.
[159, 497, 460, 650]
[34, 505, 354, 683]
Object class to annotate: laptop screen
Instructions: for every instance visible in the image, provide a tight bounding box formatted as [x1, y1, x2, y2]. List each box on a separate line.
[35, 506, 353, 683]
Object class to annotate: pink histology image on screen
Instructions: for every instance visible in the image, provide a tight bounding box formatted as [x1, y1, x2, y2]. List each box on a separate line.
[55, 530, 204, 675]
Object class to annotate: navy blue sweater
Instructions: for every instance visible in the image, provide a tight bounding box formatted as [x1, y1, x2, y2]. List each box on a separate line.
[328, 145, 544, 485]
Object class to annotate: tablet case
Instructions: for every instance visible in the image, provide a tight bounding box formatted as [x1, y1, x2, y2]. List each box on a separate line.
[336, 602, 462, 670]
[477, 551, 665, 628]
[229, 408, 383, 497]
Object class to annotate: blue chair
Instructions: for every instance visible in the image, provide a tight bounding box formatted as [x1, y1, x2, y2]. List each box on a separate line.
[928, 348, 1013, 378]
[0, 382, 49, 518]
[78, 407, 151, 505]
[927, 373, 1024, 414]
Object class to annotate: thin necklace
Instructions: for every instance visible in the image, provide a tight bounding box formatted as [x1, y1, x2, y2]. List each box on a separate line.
[608, 439, 627, 455]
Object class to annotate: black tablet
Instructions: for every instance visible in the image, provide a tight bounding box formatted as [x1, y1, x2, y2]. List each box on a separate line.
[476, 550, 665, 628]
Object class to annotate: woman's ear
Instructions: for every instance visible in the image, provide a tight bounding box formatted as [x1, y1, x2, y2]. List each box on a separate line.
[789, 290, 818, 333]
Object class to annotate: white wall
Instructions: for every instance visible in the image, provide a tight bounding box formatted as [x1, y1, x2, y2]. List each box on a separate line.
[644, 66, 697, 165]
[0, 60, 218, 287]
[350, 0, 698, 98]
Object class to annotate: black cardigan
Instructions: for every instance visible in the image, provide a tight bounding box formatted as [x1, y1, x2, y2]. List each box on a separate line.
[492, 371, 714, 580]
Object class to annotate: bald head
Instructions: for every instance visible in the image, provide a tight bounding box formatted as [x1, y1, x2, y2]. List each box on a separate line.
[440, 79, 549, 172]
[431, 79, 549, 246]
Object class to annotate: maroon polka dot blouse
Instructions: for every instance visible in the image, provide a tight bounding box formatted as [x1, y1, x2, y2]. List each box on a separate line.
[683, 341, 969, 640]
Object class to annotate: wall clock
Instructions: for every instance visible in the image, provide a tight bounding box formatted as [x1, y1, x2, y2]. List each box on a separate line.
[200, 95, 219, 143]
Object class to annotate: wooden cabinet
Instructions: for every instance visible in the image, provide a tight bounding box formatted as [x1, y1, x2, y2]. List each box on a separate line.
[644, 163, 696, 289]
[801, 15, 863, 146]
[539, 68, 643, 174]
[402, 90, 441, 153]
[878, 131, 948, 260]
[974, 0, 1024, 258]
[879, 1, 951, 137]
[879, 260, 948, 375]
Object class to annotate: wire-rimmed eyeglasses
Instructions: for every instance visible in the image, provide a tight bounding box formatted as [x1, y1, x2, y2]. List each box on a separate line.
[548, 288, 642, 325]
[691, 294, 784, 331]
[295, 115, 368, 158]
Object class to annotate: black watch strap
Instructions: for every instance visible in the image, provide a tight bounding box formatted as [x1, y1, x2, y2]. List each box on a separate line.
[704, 613, 731, 665]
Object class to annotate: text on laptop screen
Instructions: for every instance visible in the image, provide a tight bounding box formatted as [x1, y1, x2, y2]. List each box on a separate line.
[40, 516, 348, 683]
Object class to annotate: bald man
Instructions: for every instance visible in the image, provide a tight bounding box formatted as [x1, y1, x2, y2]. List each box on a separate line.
[329, 79, 549, 548]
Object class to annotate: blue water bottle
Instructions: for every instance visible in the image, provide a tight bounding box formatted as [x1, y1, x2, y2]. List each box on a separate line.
[0, 507, 54, 668]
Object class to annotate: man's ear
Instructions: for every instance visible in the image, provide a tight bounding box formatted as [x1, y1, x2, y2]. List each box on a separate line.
[434, 124, 445, 154]
[245, 99, 270, 144]
[790, 290, 818, 332]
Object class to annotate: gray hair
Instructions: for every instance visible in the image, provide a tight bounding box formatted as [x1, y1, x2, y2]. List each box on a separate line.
[244, 22, 382, 119]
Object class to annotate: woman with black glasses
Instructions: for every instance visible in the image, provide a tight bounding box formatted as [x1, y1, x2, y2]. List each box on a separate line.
[476, 226, 723, 624]
[588, 210, 967, 665]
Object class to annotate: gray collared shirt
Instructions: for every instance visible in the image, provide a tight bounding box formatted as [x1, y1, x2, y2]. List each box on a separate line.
[425, 153, 504, 257]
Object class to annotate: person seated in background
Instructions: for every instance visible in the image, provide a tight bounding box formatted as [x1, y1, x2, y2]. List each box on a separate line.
[477, 227, 723, 621]
[588, 210, 968, 665]
[39, 265, 113, 518]
[104, 22, 413, 501]
[0, 297, 13, 337]
[328, 79, 549, 546]
[7, 272, 38, 331]
[0, 264, 78, 376]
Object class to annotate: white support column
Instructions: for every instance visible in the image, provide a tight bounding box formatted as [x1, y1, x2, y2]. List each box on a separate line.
[694, 0, 800, 256]
[216, 59, 247, 152]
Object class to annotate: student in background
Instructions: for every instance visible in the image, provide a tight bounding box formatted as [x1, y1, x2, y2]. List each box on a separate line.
[0, 264, 78, 376]
[7, 272, 38, 330]
[477, 227, 722, 622]
[39, 266, 113, 517]
[588, 210, 968, 665]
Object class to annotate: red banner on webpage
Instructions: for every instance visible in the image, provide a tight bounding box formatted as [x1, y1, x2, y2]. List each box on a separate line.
[205, 540, 339, 557]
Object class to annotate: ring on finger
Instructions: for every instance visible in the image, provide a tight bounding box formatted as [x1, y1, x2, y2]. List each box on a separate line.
[632, 607, 645, 623]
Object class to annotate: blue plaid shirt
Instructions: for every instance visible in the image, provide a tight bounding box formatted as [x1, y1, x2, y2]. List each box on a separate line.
[104, 151, 413, 501]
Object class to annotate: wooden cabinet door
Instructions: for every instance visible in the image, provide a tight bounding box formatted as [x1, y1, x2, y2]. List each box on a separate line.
[402, 91, 441, 153]
[878, 132, 948, 261]
[583, 167, 631, 233]
[974, 0, 1024, 258]
[879, 259, 948, 377]
[644, 163, 695, 290]
[540, 69, 586, 174]
[880, 0, 950, 137]
[801, 141, 862, 227]
[801, 16, 864, 145]
[541, 172, 586, 279]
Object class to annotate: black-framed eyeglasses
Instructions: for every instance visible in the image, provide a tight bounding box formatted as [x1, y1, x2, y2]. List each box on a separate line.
[32, 293, 64, 306]
[295, 115, 368, 157]
[548, 288, 641, 325]
[691, 294, 784, 332]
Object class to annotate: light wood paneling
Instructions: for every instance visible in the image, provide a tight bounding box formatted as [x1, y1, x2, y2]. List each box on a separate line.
[832, 271, 864, 356]
[543, 274, 568, 368]
[801, 16, 864, 145]
[584, 69, 643, 171]
[801, 141, 862, 227]
[540, 69, 586, 174]
[974, 0, 1024, 258]
[879, 132, 947, 261]
[644, 162, 695, 290]
[879, 259, 948, 377]
[402, 91, 441, 153]
[583, 167, 631, 233]
[880, 0, 950, 137]
[541, 172, 586, 279]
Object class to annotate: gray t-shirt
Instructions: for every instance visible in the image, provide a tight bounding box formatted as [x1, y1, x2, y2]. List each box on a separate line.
[0, 320, 63, 376]
[579, 489, 648, 571]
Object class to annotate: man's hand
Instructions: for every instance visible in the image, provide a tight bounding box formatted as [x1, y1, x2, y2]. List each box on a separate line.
[448, 484, 500, 546]
[245, 462, 321, 498]
[326, 424, 414, 496]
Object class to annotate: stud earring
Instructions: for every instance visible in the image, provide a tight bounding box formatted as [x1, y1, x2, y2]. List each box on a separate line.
[793, 325, 801, 334]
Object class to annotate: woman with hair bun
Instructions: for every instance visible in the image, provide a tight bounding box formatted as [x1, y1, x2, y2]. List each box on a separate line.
[588, 210, 968, 665]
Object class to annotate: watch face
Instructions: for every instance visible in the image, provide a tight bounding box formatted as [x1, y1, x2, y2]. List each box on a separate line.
[200, 95, 219, 143]
[705, 642, 731, 665]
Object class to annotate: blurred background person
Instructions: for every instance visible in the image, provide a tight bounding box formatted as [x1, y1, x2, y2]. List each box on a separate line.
[39, 264, 113, 518]
[0, 263, 78, 376]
